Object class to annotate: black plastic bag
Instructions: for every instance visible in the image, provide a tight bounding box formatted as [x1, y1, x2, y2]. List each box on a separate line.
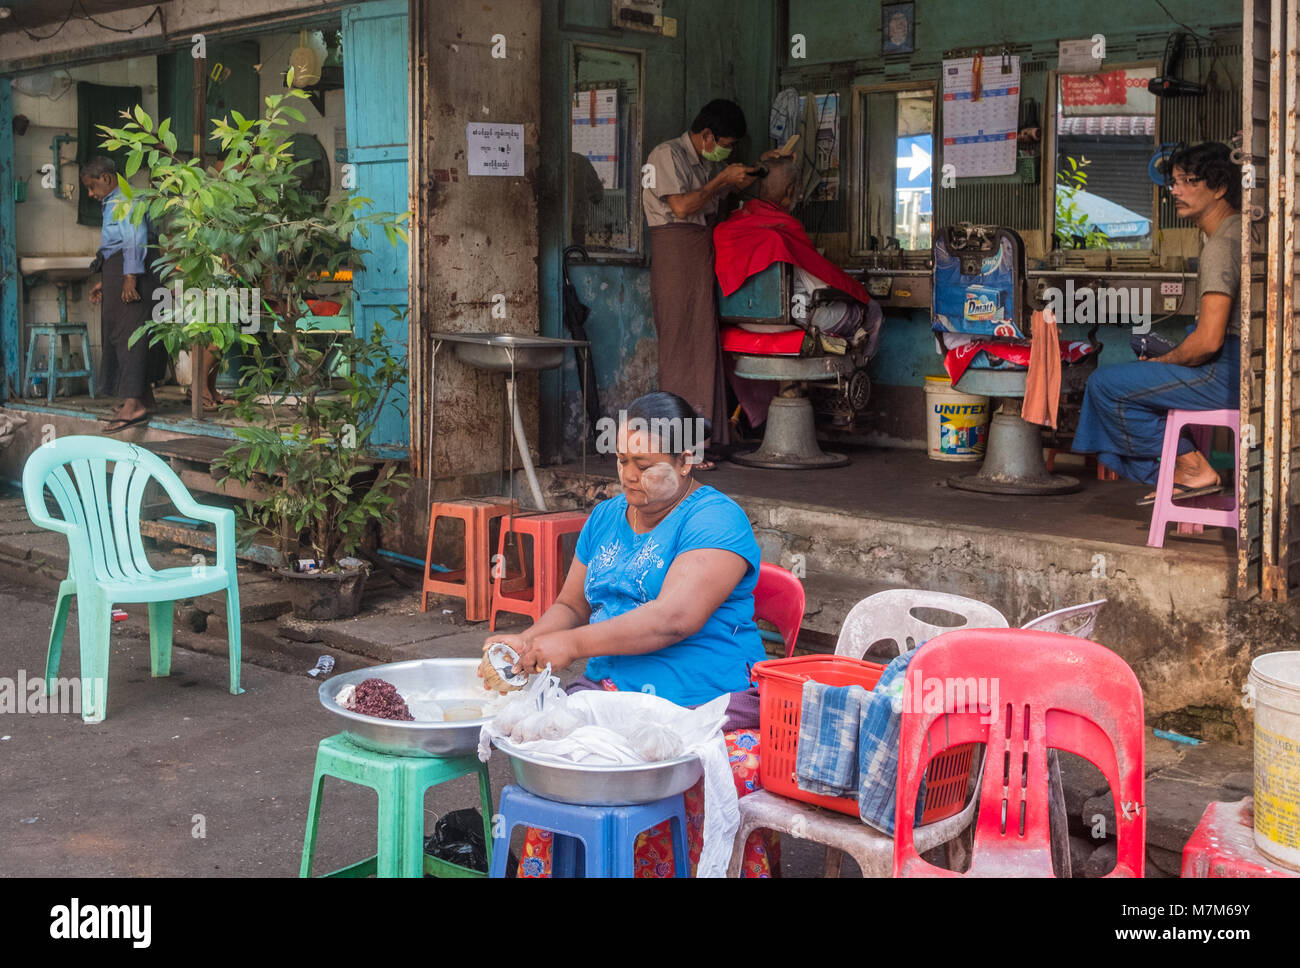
[424, 808, 488, 873]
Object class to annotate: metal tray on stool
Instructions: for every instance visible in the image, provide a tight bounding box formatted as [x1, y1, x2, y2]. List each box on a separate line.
[493, 737, 703, 806]
[318, 658, 498, 758]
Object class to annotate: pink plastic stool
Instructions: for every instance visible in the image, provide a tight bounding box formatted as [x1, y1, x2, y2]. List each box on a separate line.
[489, 510, 589, 631]
[1147, 409, 1238, 548]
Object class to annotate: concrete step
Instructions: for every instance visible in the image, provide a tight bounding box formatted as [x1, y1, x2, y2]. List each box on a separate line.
[540, 467, 1251, 745]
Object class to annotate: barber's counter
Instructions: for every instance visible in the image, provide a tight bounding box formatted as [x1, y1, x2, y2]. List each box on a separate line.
[846, 266, 1200, 321]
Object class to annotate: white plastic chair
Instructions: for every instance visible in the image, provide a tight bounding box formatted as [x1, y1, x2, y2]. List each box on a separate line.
[835, 588, 1009, 660]
[728, 590, 1008, 877]
[1021, 599, 1107, 639]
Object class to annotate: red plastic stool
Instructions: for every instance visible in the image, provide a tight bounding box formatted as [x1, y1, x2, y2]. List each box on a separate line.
[1181, 798, 1300, 878]
[422, 498, 516, 622]
[489, 510, 589, 631]
[1147, 409, 1239, 548]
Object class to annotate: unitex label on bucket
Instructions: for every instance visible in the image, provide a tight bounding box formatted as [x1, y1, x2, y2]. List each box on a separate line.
[1249, 650, 1300, 872]
[1254, 724, 1300, 855]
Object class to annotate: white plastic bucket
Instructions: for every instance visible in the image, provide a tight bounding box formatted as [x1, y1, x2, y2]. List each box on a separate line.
[924, 375, 989, 462]
[1248, 650, 1300, 871]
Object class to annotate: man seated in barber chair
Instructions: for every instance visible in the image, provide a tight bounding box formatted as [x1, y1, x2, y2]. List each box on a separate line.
[715, 157, 882, 354]
[713, 158, 881, 431]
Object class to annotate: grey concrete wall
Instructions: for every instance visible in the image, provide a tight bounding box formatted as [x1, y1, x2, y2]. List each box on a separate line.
[417, 0, 543, 482]
[0, 1, 351, 74]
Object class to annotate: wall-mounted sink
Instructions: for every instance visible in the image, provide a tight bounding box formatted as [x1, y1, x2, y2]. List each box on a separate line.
[431, 332, 586, 372]
[20, 256, 97, 283]
[428, 332, 590, 512]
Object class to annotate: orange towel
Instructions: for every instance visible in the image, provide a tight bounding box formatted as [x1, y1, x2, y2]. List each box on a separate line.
[1022, 308, 1061, 429]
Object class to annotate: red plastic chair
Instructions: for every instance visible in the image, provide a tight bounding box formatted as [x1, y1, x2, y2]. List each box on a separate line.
[753, 562, 805, 658]
[893, 628, 1145, 878]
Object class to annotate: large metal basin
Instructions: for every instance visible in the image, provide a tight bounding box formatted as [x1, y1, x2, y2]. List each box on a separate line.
[318, 658, 500, 758]
[494, 737, 703, 806]
[433, 332, 580, 372]
[19, 256, 97, 282]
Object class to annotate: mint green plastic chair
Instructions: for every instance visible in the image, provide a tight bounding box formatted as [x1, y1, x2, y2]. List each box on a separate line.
[22, 435, 244, 723]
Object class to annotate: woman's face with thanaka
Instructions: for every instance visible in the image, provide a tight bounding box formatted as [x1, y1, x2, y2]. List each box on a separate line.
[616, 424, 691, 509]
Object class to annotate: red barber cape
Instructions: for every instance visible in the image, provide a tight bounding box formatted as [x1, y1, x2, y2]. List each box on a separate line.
[713, 199, 872, 304]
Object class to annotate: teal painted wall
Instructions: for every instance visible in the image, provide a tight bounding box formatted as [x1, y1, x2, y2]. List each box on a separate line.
[788, 0, 1238, 64]
[783, 0, 1242, 399]
[540, 0, 778, 458]
[540, 0, 1243, 451]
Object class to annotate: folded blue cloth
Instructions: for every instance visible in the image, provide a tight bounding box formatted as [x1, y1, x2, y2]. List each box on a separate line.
[857, 651, 916, 835]
[794, 681, 869, 797]
[792, 651, 922, 836]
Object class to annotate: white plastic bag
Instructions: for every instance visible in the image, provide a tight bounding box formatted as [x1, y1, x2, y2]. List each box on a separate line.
[628, 721, 685, 762]
[480, 688, 739, 878]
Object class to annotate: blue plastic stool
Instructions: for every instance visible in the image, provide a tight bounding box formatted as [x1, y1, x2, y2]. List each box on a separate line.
[24, 324, 96, 403]
[490, 784, 690, 878]
[300, 733, 494, 878]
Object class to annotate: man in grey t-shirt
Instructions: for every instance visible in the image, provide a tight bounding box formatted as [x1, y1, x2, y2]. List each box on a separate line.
[1073, 142, 1243, 495]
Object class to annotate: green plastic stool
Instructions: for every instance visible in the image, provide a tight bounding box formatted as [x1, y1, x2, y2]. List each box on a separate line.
[299, 733, 494, 878]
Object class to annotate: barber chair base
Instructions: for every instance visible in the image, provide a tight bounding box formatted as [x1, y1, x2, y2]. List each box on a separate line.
[731, 396, 850, 470]
[947, 410, 1080, 495]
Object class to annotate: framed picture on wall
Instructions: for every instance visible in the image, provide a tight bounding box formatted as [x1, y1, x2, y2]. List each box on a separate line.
[881, 2, 915, 55]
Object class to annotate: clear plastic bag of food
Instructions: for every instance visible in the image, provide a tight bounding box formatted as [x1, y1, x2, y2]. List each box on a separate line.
[627, 721, 686, 762]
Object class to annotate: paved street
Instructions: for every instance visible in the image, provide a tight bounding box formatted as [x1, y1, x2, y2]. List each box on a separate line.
[0, 587, 515, 877]
[0, 586, 833, 878]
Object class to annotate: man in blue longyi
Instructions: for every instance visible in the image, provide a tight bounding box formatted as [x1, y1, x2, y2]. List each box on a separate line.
[1072, 142, 1242, 502]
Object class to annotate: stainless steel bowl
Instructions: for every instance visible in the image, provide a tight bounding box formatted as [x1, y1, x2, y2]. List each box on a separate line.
[319, 658, 498, 757]
[494, 737, 703, 806]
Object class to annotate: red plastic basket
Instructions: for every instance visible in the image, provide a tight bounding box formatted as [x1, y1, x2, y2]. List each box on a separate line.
[754, 655, 975, 822]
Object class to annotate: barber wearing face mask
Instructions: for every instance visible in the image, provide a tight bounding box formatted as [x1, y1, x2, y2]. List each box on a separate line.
[642, 99, 763, 467]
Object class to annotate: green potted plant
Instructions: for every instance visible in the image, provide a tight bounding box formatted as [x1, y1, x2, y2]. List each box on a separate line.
[1054, 155, 1112, 251]
[216, 317, 410, 619]
[98, 77, 411, 618]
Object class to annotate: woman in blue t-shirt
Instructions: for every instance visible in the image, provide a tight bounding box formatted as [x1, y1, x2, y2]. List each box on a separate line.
[483, 392, 779, 877]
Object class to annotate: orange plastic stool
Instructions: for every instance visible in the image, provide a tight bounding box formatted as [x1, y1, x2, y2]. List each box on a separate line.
[489, 510, 589, 631]
[421, 498, 516, 622]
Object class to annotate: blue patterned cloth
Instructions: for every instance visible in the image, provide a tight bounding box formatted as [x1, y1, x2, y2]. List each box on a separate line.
[856, 652, 915, 834]
[794, 650, 920, 835]
[793, 681, 869, 796]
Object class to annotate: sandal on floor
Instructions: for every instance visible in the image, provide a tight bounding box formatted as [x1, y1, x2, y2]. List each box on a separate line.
[1136, 479, 1223, 507]
[103, 413, 152, 434]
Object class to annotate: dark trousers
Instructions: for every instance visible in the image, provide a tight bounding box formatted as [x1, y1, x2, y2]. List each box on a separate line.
[99, 252, 164, 399]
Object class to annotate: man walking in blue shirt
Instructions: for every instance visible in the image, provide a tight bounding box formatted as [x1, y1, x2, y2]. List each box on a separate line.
[82, 155, 162, 433]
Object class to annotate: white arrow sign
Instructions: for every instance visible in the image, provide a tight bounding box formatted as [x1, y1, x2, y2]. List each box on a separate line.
[897, 142, 931, 182]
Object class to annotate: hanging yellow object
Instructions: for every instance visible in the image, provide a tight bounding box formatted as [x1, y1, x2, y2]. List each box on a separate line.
[289, 30, 321, 87]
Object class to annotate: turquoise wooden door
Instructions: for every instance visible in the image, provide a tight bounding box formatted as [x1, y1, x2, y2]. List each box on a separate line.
[0, 78, 16, 403]
[343, 0, 410, 451]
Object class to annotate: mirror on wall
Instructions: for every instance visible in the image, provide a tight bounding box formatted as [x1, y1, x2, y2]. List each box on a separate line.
[568, 45, 643, 257]
[1053, 64, 1158, 251]
[853, 85, 934, 253]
